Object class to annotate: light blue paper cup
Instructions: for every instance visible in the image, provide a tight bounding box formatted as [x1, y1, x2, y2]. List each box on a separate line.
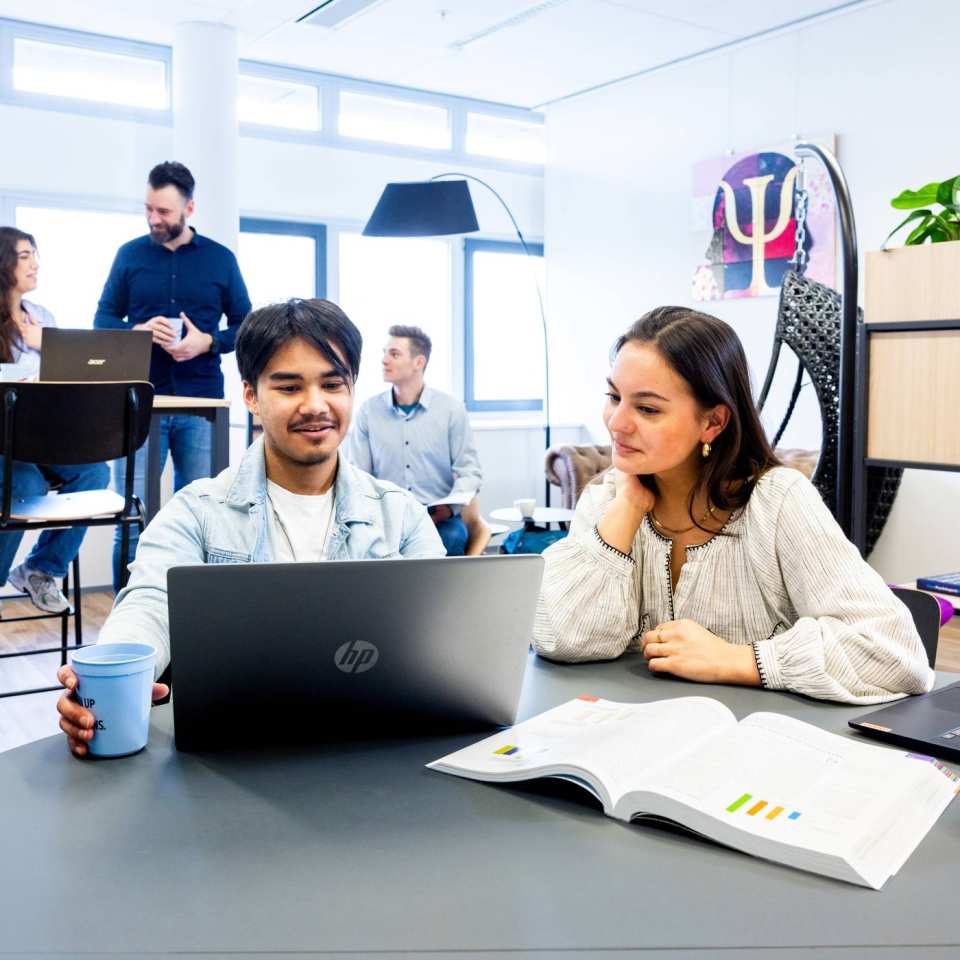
[69, 643, 157, 758]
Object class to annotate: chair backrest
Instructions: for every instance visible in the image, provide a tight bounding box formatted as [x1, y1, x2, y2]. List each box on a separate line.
[890, 586, 940, 669]
[0, 381, 154, 465]
[545, 444, 612, 509]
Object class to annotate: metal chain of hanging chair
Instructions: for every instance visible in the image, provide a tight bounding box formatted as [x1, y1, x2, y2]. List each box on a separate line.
[757, 160, 902, 558]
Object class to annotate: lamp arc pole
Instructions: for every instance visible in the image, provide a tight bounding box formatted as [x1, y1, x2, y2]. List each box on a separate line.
[430, 172, 552, 504]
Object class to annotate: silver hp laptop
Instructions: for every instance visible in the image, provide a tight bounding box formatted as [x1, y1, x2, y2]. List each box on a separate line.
[167, 555, 545, 751]
[39, 328, 152, 381]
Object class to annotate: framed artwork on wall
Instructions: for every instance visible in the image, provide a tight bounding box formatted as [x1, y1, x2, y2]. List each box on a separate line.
[690, 136, 837, 301]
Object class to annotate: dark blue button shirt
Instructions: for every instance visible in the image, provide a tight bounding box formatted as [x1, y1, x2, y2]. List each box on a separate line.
[94, 230, 251, 398]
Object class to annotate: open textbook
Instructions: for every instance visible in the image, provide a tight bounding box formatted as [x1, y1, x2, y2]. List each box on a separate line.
[428, 696, 959, 889]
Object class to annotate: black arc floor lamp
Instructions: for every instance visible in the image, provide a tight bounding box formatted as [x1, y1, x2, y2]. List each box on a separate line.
[362, 173, 552, 506]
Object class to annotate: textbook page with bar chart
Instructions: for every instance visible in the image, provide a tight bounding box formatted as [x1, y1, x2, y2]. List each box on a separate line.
[427, 696, 959, 889]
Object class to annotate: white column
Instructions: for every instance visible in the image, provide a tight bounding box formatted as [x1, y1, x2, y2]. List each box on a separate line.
[172, 22, 239, 252]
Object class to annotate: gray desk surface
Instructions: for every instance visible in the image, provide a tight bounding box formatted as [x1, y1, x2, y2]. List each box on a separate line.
[3, 655, 959, 960]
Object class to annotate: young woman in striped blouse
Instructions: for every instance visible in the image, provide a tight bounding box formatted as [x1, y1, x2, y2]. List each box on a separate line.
[533, 306, 933, 704]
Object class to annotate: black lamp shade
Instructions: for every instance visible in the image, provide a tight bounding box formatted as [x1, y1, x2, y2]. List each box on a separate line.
[362, 180, 479, 237]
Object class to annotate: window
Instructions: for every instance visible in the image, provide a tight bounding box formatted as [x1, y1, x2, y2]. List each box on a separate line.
[12, 38, 168, 110]
[238, 74, 321, 131]
[465, 239, 545, 412]
[338, 92, 450, 150]
[466, 113, 546, 165]
[338, 233, 452, 404]
[237, 220, 326, 308]
[232, 219, 327, 430]
[14, 206, 146, 329]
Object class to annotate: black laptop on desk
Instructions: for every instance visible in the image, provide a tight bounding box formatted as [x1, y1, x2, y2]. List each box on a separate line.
[166, 555, 545, 751]
[850, 682, 960, 763]
[39, 329, 152, 381]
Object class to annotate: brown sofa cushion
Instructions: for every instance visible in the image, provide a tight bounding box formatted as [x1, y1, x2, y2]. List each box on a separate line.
[545, 444, 612, 509]
[775, 447, 818, 480]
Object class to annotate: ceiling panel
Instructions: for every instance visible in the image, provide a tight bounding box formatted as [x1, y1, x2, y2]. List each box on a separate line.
[603, 0, 854, 35]
[0, 0, 869, 107]
[398, 1, 725, 105]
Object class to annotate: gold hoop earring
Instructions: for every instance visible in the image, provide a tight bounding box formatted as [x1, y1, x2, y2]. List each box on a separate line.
[702, 442, 712, 459]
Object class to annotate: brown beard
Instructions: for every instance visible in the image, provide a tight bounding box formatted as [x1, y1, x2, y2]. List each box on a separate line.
[150, 217, 186, 244]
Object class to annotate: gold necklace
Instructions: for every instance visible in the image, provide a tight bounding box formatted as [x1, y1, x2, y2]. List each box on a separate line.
[650, 503, 716, 535]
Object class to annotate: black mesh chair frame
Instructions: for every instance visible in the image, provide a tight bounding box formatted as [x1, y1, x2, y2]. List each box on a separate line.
[0, 381, 154, 698]
[758, 271, 903, 557]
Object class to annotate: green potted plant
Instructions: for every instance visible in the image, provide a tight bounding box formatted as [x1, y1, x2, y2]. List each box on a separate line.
[866, 175, 960, 323]
[883, 176, 960, 246]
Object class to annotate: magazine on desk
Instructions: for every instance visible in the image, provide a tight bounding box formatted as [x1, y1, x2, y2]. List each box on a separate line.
[428, 696, 959, 890]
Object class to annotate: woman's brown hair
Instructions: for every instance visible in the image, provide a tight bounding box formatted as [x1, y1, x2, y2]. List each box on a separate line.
[612, 305, 780, 532]
[0, 227, 37, 363]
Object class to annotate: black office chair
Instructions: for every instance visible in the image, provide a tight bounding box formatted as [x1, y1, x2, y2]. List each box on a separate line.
[0, 381, 154, 698]
[890, 586, 941, 669]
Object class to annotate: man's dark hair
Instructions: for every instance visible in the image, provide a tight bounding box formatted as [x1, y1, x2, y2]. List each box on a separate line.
[148, 161, 195, 201]
[388, 324, 432, 367]
[236, 298, 362, 388]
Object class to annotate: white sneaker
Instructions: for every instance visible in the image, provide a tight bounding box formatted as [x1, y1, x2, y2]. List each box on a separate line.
[8, 563, 70, 614]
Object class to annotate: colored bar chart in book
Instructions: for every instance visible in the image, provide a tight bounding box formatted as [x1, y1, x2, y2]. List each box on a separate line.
[726, 792, 801, 822]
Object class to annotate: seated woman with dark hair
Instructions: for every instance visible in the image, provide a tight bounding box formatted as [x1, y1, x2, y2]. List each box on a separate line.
[0, 226, 110, 614]
[533, 306, 932, 704]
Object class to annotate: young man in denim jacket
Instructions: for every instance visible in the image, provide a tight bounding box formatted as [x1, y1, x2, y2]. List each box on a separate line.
[56, 298, 443, 756]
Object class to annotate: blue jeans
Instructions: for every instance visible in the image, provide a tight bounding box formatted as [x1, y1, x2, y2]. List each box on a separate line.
[111, 414, 212, 591]
[435, 516, 468, 557]
[0, 459, 111, 584]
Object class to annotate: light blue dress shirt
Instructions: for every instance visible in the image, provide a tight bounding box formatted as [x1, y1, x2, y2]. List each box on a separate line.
[348, 386, 482, 507]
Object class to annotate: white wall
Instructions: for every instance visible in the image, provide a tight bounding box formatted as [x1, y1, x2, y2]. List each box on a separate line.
[0, 99, 546, 588]
[544, 0, 960, 583]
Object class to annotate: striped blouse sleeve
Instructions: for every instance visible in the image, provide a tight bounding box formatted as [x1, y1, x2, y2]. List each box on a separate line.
[753, 474, 934, 704]
[532, 474, 645, 662]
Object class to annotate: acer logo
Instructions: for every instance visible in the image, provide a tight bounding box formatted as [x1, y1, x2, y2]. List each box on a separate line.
[87, 358, 107, 366]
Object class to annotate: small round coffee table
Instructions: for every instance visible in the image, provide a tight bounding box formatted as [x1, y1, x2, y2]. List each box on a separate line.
[490, 507, 576, 529]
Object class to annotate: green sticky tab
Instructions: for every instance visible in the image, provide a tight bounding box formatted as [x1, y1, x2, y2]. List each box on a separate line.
[726, 793, 752, 813]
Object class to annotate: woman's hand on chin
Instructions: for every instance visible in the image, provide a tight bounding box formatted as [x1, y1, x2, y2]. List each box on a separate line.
[641, 619, 761, 686]
[612, 468, 655, 517]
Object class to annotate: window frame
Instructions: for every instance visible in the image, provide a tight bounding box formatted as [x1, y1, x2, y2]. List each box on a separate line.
[463, 237, 545, 413]
[238, 217, 328, 303]
[0, 18, 171, 123]
[0, 17, 544, 174]
[237, 65, 323, 134]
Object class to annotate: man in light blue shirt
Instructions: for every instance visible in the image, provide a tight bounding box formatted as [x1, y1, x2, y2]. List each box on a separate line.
[349, 325, 482, 556]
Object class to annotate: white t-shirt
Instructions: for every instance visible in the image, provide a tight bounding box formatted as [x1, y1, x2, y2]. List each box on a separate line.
[266, 479, 336, 563]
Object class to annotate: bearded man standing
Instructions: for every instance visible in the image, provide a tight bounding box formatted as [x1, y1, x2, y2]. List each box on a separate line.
[94, 161, 251, 591]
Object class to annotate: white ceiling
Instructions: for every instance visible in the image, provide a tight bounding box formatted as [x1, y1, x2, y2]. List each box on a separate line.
[1, 0, 869, 108]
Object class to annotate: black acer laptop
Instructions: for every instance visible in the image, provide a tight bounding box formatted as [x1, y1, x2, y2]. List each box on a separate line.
[39, 328, 152, 382]
[166, 555, 545, 751]
[849, 682, 960, 763]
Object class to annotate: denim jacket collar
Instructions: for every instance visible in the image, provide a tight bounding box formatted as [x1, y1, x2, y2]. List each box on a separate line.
[224, 436, 376, 528]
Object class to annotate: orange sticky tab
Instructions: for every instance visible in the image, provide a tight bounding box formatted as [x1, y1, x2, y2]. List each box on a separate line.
[577, 695, 599, 702]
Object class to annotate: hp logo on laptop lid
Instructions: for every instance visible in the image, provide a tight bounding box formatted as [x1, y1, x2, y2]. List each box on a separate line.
[335, 639, 379, 674]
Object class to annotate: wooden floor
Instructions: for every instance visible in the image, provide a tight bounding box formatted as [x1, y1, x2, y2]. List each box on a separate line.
[2, 591, 960, 754]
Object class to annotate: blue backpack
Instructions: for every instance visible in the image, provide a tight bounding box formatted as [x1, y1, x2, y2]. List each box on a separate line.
[500, 525, 568, 555]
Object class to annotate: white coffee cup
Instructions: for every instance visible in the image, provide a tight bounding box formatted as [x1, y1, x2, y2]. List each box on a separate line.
[514, 497, 536, 519]
[166, 315, 184, 343]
